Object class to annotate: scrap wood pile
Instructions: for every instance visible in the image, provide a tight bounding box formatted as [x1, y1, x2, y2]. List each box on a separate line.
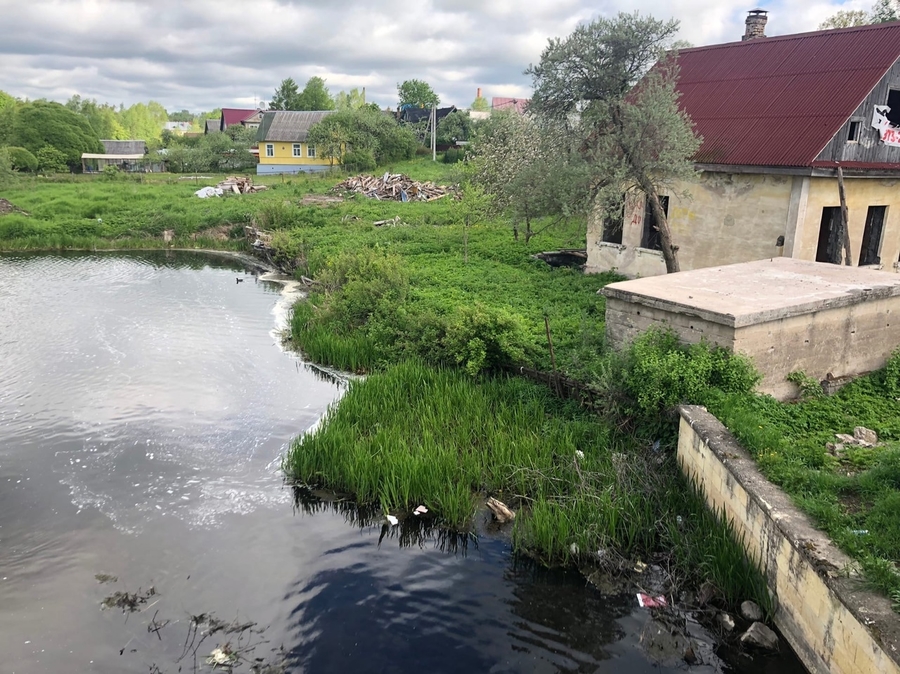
[217, 176, 268, 194]
[0, 198, 27, 216]
[332, 173, 452, 202]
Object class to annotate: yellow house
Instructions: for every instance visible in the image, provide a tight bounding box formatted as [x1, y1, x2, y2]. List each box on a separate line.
[255, 110, 335, 174]
[587, 16, 900, 277]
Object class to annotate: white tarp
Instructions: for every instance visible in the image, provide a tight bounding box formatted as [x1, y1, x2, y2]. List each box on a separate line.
[871, 105, 900, 147]
[194, 187, 223, 198]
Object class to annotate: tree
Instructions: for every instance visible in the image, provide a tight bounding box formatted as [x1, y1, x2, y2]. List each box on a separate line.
[397, 79, 439, 109]
[307, 108, 418, 167]
[296, 77, 335, 111]
[436, 110, 474, 145]
[270, 78, 302, 110]
[820, 0, 898, 28]
[471, 94, 489, 112]
[334, 88, 368, 111]
[119, 101, 168, 142]
[36, 145, 69, 173]
[168, 109, 194, 122]
[526, 12, 700, 273]
[66, 95, 127, 139]
[1, 100, 104, 170]
[6, 146, 38, 172]
[0, 89, 15, 114]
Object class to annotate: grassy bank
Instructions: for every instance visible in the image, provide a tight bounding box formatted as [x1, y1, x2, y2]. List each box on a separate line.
[0, 162, 777, 612]
[706, 363, 900, 604]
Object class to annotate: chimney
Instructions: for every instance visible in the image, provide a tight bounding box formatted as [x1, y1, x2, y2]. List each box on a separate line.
[743, 9, 768, 41]
[477, 87, 482, 99]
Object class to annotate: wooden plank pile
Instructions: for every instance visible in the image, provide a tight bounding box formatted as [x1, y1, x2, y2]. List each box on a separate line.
[332, 173, 451, 202]
[217, 176, 269, 195]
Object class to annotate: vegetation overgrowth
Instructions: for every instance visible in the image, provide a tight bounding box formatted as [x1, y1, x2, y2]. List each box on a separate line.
[4, 157, 877, 616]
[706, 360, 900, 604]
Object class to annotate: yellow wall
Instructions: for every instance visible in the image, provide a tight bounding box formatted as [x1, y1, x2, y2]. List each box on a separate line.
[791, 177, 900, 268]
[258, 141, 332, 166]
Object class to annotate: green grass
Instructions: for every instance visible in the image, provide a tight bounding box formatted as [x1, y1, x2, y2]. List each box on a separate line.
[706, 363, 900, 603]
[284, 360, 772, 611]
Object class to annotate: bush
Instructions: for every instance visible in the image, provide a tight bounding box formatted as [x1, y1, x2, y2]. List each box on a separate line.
[442, 303, 530, 375]
[6, 146, 37, 172]
[36, 145, 69, 173]
[101, 165, 122, 180]
[341, 149, 377, 173]
[442, 148, 465, 164]
[317, 248, 409, 329]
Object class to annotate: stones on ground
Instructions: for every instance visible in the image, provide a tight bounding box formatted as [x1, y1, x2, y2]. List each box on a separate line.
[740, 600, 763, 622]
[697, 581, 718, 606]
[716, 612, 736, 633]
[740, 622, 779, 651]
[853, 426, 878, 446]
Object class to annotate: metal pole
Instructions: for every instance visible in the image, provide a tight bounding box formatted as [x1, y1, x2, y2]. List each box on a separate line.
[432, 104, 436, 162]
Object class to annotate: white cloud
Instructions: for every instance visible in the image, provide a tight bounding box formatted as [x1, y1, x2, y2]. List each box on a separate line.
[0, 0, 854, 112]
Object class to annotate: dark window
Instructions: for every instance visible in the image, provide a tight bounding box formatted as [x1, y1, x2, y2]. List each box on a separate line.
[641, 195, 669, 251]
[888, 89, 900, 127]
[847, 120, 861, 142]
[860, 206, 887, 266]
[601, 199, 625, 244]
[816, 207, 841, 264]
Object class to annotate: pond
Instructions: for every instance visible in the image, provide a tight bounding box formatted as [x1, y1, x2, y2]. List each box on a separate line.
[0, 251, 806, 673]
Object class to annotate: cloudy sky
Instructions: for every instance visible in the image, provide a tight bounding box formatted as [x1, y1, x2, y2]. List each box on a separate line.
[0, 0, 869, 113]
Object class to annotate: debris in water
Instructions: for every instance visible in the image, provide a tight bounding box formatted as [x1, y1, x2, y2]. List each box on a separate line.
[101, 586, 156, 612]
[413, 505, 428, 516]
[486, 497, 515, 523]
[95, 573, 118, 584]
[207, 645, 238, 667]
[385, 514, 399, 526]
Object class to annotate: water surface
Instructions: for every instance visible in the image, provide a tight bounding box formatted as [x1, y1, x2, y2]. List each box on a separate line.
[0, 252, 806, 673]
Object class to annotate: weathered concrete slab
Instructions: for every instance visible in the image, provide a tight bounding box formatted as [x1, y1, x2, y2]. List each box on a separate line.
[602, 258, 900, 399]
[678, 405, 900, 674]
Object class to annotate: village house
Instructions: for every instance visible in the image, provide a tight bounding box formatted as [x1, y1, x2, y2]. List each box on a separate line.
[205, 108, 264, 133]
[81, 139, 164, 173]
[254, 110, 335, 174]
[587, 13, 900, 278]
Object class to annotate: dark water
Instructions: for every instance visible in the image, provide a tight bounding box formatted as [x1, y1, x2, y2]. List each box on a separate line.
[0, 252, 807, 673]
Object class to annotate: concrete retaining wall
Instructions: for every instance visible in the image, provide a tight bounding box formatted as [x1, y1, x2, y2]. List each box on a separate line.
[678, 405, 900, 674]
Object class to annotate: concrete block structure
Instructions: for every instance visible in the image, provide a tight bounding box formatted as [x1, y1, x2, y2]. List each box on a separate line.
[602, 257, 900, 399]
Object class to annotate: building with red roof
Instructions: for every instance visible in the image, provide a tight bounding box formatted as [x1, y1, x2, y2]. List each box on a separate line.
[206, 108, 265, 134]
[588, 12, 900, 278]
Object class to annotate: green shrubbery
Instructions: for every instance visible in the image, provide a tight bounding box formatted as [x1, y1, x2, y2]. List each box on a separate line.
[6, 146, 37, 172]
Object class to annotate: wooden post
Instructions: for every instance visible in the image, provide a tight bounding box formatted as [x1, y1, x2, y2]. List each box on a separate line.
[837, 166, 852, 266]
[544, 315, 559, 396]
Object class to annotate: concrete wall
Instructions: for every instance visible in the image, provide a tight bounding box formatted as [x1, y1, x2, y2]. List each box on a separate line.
[678, 406, 900, 674]
[586, 172, 900, 278]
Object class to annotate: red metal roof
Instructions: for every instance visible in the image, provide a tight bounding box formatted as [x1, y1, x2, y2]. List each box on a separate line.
[491, 97, 529, 114]
[673, 21, 900, 167]
[221, 108, 259, 128]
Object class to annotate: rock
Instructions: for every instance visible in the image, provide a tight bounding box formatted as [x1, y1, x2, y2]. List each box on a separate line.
[835, 433, 857, 445]
[740, 622, 779, 651]
[740, 600, 763, 622]
[826, 442, 845, 456]
[716, 612, 736, 633]
[854, 426, 878, 446]
[697, 581, 718, 606]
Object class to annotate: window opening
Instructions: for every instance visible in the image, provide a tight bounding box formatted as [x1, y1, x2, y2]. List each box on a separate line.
[847, 120, 861, 142]
[815, 206, 841, 264]
[307, 144, 316, 158]
[265, 144, 274, 158]
[641, 195, 669, 251]
[601, 199, 625, 244]
[292, 144, 302, 157]
[888, 89, 900, 127]
[860, 206, 887, 266]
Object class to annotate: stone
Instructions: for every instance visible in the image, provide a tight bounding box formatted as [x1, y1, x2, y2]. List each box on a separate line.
[826, 442, 845, 456]
[716, 612, 736, 633]
[853, 426, 878, 446]
[740, 622, 779, 651]
[740, 600, 763, 622]
[835, 433, 857, 445]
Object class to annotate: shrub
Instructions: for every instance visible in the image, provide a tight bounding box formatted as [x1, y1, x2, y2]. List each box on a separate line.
[36, 145, 69, 173]
[317, 248, 409, 329]
[442, 148, 465, 164]
[442, 303, 530, 375]
[341, 149, 377, 173]
[6, 146, 37, 172]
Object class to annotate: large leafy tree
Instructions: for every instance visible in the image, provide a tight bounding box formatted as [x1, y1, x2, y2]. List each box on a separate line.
[66, 95, 127, 139]
[397, 79, 439, 108]
[527, 12, 700, 273]
[308, 108, 418, 167]
[436, 110, 474, 145]
[334, 88, 368, 111]
[269, 78, 302, 110]
[820, 0, 898, 28]
[0, 89, 15, 113]
[0, 100, 103, 170]
[296, 76, 335, 111]
[119, 101, 168, 142]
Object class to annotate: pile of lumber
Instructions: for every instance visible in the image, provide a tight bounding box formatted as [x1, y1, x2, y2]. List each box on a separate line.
[217, 176, 268, 195]
[332, 173, 451, 202]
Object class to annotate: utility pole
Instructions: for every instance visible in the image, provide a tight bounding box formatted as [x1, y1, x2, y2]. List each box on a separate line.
[431, 104, 436, 162]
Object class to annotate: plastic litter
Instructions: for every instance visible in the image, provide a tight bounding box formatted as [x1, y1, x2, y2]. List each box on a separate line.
[194, 186, 223, 198]
[413, 505, 428, 515]
[636, 593, 667, 608]
[385, 514, 399, 526]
